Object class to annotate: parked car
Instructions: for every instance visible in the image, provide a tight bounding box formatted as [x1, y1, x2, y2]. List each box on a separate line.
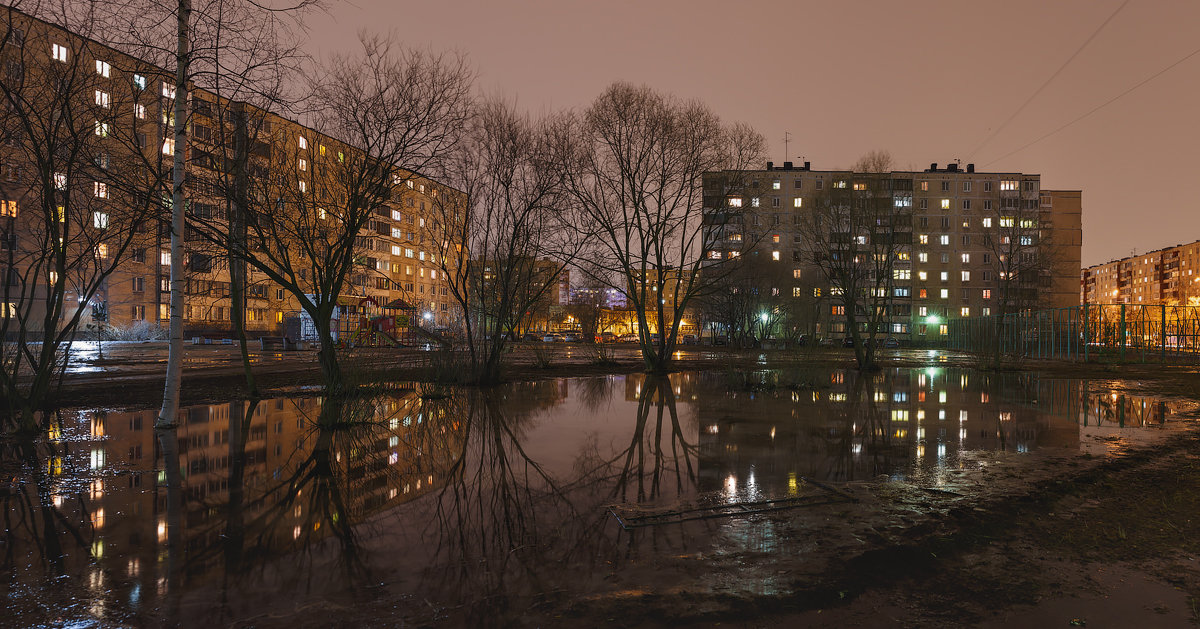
[542, 333, 563, 343]
[712, 335, 729, 346]
[618, 333, 639, 343]
[882, 337, 900, 348]
[682, 334, 698, 345]
[522, 333, 540, 342]
[796, 335, 809, 347]
[842, 337, 856, 348]
[600, 331, 616, 343]
[562, 333, 580, 343]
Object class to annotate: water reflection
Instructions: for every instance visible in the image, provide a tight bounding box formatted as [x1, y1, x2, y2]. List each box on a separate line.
[1, 368, 1193, 626]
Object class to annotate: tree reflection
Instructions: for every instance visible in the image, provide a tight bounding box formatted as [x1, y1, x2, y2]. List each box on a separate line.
[611, 375, 697, 504]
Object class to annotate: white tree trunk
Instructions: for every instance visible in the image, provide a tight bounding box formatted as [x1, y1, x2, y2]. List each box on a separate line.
[157, 0, 191, 429]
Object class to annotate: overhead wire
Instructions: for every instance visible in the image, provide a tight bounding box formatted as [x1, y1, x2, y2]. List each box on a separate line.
[982, 43, 1200, 167]
[967, 0, 1130, 160]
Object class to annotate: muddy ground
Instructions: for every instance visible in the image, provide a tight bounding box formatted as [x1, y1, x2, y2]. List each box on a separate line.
[29, 344, 1200, 627]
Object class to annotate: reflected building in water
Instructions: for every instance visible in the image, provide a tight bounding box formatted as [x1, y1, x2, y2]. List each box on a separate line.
[680, 368, 1177, 494]
[25, 389, 465, 615]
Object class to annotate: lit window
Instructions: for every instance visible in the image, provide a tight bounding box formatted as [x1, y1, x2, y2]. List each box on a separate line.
[751, 197, 760, 207]
[96, 243, 108, 258]
[728, 197, 742, 208]
[405, 248, 414, 258]
[793, 197, 802, 208]
[960, 307, 970, 317]
[162, 83, 176, 99]
[961, 271, 970, 281]
[939, 235, 949, 246]
[298, 136, 308, 149]
[940, 271, 949, 281]
[94, 121, 109, 137]
[941, 199, 950, 209]
[918, 271, 927, 281]
[834, 180, 846, 189]
[135, 103, 146, 119]
[298, 180, 306, 193]
[160, 250, 171, 265]
[93, 182, 108, 199]
[317, 207, 327, 220]
[772, 180, 781, 190]
[982, 217, 992, 228]
[982, 289, 991, 299]
[0, 200, 16, 217]
[54, 173, 67, 190]
[51, 43, 68, 63]
[771, 251, 780, 261]
[939, 324, 948, 335]
[708, 251, 722, 260]
[95, 59, 110, 77]
[940, 289, 949, 299]
[298, 158, 307, 171]
[161, 138, 174, 155]
[1000, 180, 1017, 191]
[919, 234, 928, 244]
[918, 252, 928, 263]
[772, 234, 780, 243]
[961, 253, 970, 263]
[918, 306, 927, 317]
[133, 74, 147, 90]
[391, 245, 401, 256]
[920, 181, 929, 191]
[94, 90, 110, 108]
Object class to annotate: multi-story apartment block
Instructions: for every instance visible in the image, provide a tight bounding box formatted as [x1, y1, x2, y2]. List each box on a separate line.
[0, 7, 463, 340]
[1082, 239, 1200, 306]
[702, 161, 1082, 342]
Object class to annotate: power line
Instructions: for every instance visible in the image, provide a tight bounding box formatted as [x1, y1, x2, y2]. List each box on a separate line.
[983, 42, 1200, 167]
[967, 0, 1129, 160]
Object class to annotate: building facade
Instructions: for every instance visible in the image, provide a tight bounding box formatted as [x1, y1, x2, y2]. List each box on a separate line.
[702, 161, 1082, 342]
[1082, 239, 1200, 306]
[0, 7, 462, 340]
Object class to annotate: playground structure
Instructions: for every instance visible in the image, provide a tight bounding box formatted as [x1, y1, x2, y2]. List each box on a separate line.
[291, 296, 451, 349]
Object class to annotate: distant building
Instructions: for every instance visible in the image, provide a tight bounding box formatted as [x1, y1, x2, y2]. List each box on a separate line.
[702, 161, 1083, 342]
[1082, 239, 1200, 306]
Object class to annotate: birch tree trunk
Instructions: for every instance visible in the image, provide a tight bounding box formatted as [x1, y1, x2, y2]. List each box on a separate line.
[156, 0, 191, 429]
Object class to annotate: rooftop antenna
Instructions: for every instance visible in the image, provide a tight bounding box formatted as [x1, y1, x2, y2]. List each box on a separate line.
[783, 131, 792, 162]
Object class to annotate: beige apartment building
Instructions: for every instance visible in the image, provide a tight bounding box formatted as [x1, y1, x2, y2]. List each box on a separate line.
[1082, 239, 1200, 306]
[0, 7, 462, 340]
[703, 161, 1082, 342]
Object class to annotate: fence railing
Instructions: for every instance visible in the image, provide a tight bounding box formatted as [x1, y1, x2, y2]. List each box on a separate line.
[945, 303, 1200, 363]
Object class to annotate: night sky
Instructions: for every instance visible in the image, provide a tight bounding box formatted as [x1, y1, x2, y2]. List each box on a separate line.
[305, 0, 1200, 267]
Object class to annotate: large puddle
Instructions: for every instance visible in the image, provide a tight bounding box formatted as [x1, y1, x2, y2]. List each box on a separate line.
[2, 367, 1195, 626]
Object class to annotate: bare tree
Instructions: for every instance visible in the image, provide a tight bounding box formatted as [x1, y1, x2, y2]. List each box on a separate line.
[981, 178, 1052, 365]
[559, 83, 765, 373]
[429, 99, 576, 383]
[0, 5, 170, 432]
[798, 171, 912, 369]
[190, 38, 472, 395]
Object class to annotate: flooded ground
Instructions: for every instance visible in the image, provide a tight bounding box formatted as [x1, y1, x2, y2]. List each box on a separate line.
[2, 367, 1195, 627]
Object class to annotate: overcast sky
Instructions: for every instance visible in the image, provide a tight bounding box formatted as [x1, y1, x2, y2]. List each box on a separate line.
[305, 0, 1199, 267]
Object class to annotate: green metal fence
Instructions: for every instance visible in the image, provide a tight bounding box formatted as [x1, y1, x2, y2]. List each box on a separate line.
[945, 303, 1200, 363]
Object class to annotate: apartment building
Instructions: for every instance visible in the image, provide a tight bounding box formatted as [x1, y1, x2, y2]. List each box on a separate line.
[1082, 239, 1200, 306]
[702, 161, 1082, 342]
[0, 7, 463, 339]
